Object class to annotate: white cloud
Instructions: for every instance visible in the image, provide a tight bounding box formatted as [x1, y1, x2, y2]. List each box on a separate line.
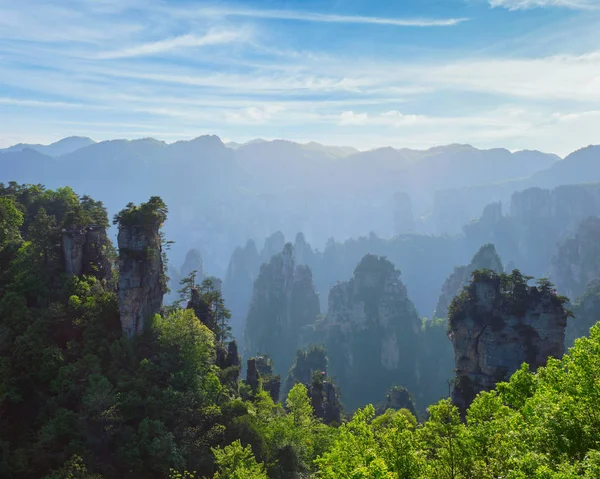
[381, 111, 424, 126]
[339, 111, 369, 125]
[490, 0, 599, 10]
[0, 97, 110, 110]
[225, 106, 285, 123]
[96, 30, 244, 59]
[188, 6, 469, 27]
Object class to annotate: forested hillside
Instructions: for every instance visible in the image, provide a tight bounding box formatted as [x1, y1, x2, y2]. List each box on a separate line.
[2, 183, 600, 478]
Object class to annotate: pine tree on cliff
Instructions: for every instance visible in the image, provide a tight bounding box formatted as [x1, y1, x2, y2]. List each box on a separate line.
[181, 271, 232, 343]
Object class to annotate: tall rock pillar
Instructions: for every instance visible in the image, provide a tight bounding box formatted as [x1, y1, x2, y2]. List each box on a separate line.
[115, 198, 168, 337]
[449, 270, 569, 413]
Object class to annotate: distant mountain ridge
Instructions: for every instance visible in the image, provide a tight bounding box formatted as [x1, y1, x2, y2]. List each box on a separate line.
[1, 136, 96, 157]
[1, 134, 597, 277]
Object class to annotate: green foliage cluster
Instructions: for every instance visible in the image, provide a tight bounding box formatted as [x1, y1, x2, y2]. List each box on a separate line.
[315, 325, 600, 478]
[448, 269, 571, 330]
[0, 186, 333, 478]
[1, 182, 109, 231]
[5, 184, 600, 479]
[113, 196, 168, 228]
[178, 273, 232, 344]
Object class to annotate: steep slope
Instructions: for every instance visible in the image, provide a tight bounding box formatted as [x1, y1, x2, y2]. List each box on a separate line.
[244, 243, 321, 375]
[222, 240, 262, 346]
[449, 270, 569, 413]
[550, 216, 600, 300]
[115, 198, 168, 337]
[319, 255, 422, 410]
[434, 243, 504, 319]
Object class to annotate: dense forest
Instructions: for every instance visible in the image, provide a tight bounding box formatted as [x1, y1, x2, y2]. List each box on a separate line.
[2, 183, 600, 478]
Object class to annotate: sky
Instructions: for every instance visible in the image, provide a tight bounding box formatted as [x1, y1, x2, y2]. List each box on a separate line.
[1, 0, 600, 156]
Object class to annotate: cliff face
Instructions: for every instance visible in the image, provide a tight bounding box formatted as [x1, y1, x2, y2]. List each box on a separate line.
[62, 225, 111, 280]
[117, 222, 166, 337]
[434, 243, 503, 319]
[244, 243, 320, 375]
[551, 217, 600, 300]
[260, 231, 285, 264]
[165, 248, 206, 304]
[509, 184, 600, 275]
[222, 240, 261, 347]
[566, 280, 600, 348]
[180, 248, 205, 279]
[321, 255, 422, 410]
[449, 270, 568, 413]
[293, 232, 316, 268]
[246, 356, 281, 402]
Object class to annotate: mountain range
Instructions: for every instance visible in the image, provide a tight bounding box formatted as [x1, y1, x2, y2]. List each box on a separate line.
[1, 135, 598, 275]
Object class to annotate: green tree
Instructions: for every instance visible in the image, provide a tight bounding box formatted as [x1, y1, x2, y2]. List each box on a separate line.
[177, 269, 198, 306]
[0, 197, 23, 248]
[27, 207, 58, 267]
[211, 440, 267, 479]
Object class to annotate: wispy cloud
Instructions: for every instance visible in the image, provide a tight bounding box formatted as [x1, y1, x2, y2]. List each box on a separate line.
[1, 0, 600, 155]
[96, 30, 245, 59]
[185, 6, 469, 27]
[0, 97, 109, 109]
[490, 0, 599, 10]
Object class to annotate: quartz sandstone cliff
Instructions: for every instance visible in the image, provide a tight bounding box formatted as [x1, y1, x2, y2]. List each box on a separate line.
[244, 243, 320, 375]
[62, 225, 112, 280]
[551, 216, 600, 300]
[434, 243, 503, 319]
[115, 199, 167, 337]
[449, 270, 568, 413]
[223, 239, 261, 348]
[321, 254, 422, 410]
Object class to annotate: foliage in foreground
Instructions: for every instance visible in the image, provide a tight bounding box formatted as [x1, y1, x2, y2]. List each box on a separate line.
[3, 183, 600, 478]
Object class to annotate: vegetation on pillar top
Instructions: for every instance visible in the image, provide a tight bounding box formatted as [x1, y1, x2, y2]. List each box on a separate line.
[448, 268, 572, 330]
[113, 196, 168, 228]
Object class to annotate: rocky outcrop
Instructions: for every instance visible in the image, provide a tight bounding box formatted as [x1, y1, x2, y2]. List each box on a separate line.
[260, 231, 285, 264]
[566, 280, 600, 348]
[551, 217, 600, 300]
[246, 356, 281, 402]
[246, 358, 260, 391]
[180, 248, 205, 279]
[434, 244, 503, 319]
[117, 218, 166, 337]
[222, 240, 261, 347]
[375, 386, 417, 417]
[449, 270, 569, 413]
[509, 184, 600, 275]
[244, 243, 321, 376]
[293, 232, 316, 268]
[309, 372, 342, 424]
[165, 248, 206, 304]
[320, 255, 422, 410]
[283, 345, 328, 398]
[61, 225, 111, 280]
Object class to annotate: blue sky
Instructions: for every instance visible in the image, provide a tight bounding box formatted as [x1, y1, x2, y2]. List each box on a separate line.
[1, 0, 599, 155]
